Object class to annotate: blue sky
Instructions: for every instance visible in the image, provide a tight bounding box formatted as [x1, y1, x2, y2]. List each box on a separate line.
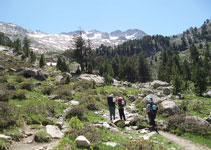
[0, 0, 210, 36]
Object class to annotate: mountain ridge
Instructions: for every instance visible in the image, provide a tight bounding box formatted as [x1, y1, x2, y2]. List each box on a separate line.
[0, 21, 147, 53]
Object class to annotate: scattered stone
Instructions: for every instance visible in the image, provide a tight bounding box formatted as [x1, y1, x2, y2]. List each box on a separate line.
[103, 122, 110, 129]
[131, 126, 138, 130]
[0, 134, 11, 140]
[157, 120, 164, 126]
[140, 128, 148, 134]
[140, 132, 157, 140]
[55, 75, 63, 82]
[9, 68, 16, 72]
[70, 100, 79, 106]
[110, 127, 119, 133]
[125, 127, 132, 131]
[104, 142, 118, 147]
[46, 125, 64, 139]
[128, 136, 133, 140]
[76, 135, 90, 147]
[175, 94, 184, 99]
[144, 89, 154, 95]
[27, 140, 33, 144]
[48, 95, 59, 100]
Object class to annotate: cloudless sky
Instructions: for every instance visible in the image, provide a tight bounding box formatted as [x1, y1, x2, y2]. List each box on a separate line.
[0, 0, 210, 36]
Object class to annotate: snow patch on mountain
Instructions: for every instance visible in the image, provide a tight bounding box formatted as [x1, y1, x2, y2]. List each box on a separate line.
[0, 22, 147, 53]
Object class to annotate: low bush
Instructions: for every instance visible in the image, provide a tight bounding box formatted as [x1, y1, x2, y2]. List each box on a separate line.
[42, 87, 53, 95]
[16, 76, 24, 83]
[0, 76, 7, 83]
[137, 120, 149, 129]
[12, 91, 27, 100]
[73, 80, 93, 90]
[0, 102, 20, 129]
[66, 106, 84, 120]
[21, 83, 35, 91]
[125, 140, 166, 150]
[34, 130, 51, 143]
[68, 116, 84, 130]
[0, 90, 9, 102]
[86, 103, 99, 111]
[116, 120, 125, 128]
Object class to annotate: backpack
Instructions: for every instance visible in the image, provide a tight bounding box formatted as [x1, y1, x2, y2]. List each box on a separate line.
[118, 99, 126, 108]
[148, 102, 157, 115]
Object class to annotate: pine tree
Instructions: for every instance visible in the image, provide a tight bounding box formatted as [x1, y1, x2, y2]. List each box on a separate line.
[189, 44, 199, 64]
[23, 37, 30, 57]
[30, 51, 36, 63]
[39, 54, 46, 68]
[56, 57, 62, 71]
[172, 73, 183, 95]
[74, 33, 86, 72]
[138, 51, 151, 82]
[192, 64, 207, 96]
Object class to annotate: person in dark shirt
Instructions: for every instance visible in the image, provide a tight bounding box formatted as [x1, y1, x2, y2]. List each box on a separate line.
[107, 94, 116, 121]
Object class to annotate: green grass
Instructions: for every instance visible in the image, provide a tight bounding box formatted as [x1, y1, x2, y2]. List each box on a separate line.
[182, 133, 211, 148]
[86, 111, 106, 123]
[4, 127, 22, 141]
[150, 134, 184, 150]
[0, 138, 10, 149]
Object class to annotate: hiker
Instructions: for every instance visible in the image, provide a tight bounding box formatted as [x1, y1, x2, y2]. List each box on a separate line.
[146, 97, 158, 132]
[107, 94, 116, 121]
[117, 97, 126, 121]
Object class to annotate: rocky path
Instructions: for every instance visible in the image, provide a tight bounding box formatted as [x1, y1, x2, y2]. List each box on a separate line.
[9, 125, 60, 150]
[159, 131, 211, 150]
[97, 101, 211, 150]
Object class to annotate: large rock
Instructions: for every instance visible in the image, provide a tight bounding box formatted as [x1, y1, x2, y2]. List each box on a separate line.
[203, 90, 211, 98]
[55, 75, 63, 82]
[75, 136, 90, 147]
[161, 100, 180, 116]
[70, 100, 79, 106]
[144, 94, 162, 104]
[151, 80, 170, 89]
[185, 116, 209, 127]
[163, 87, 170, 95]
[46, 125, 64, 139]
[79, 74, 104, 84]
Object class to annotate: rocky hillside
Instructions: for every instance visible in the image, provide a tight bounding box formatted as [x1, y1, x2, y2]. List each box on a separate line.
[0, 48, 210, 150]
[0, 22, 147, 53]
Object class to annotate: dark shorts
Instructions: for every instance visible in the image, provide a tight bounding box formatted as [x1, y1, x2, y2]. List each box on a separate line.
[109, 106, 115, 116]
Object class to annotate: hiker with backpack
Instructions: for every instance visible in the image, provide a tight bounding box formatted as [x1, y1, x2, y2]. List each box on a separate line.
[107, 94, 116, 121]
[117, 97, 126, 121]
[146, 97, 158, 133]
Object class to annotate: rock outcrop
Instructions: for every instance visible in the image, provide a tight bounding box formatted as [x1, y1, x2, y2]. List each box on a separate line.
[161, 100, 180, 116]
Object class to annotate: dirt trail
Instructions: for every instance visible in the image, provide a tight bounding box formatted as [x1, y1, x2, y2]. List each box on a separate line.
[9, 125, 60, 150]
[159, 131, 210, 150]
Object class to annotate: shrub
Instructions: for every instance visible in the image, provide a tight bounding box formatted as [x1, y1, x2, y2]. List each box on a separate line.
[42, 87, 53, 95]
[16, 76, 24, 83]
[116, 120, 125, 128]
[104, 74, 113, 85]
[73, 80, 92, 90]
[66, 106, 84, 120]
[125, 140, 166, 150]
[69, 116, 83, 130]
[0, 90, 9, 102]
[34, 130, 51, 143]
[137, 120, 149, 129]
[86, 103, 99, 111]
[0, 76, 7, 83]
[12, 91, 27, 100]
[21, 83, 35, 91]
[6, 83, 16, 90]
[0, 103, 19, 129]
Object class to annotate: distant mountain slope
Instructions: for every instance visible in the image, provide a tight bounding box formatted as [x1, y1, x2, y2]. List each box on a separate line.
[0, 22, 147, 53]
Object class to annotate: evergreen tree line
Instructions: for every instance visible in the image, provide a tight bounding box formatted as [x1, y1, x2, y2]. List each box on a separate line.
[158, 45, 210, 96]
